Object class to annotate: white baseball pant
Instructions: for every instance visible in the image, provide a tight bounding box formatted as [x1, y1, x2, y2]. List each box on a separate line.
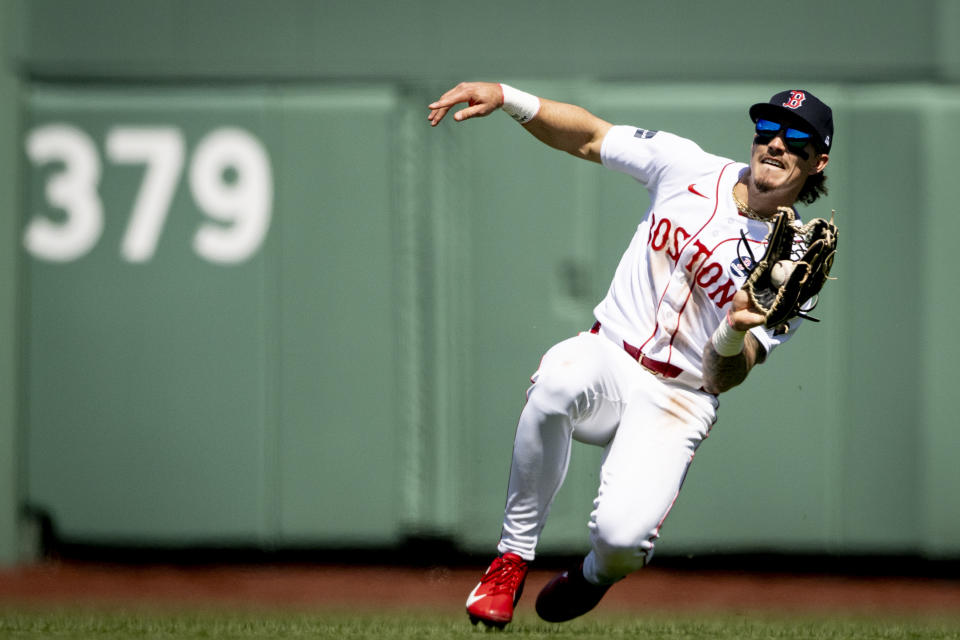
[496, 330, 718, 584]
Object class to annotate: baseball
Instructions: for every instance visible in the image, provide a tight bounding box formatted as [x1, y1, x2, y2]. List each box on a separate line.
[771, 260, 795, 287]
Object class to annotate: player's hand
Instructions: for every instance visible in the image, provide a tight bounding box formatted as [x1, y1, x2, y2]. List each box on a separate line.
[728, 288, 767, 331]
[427, 82, 503, 127]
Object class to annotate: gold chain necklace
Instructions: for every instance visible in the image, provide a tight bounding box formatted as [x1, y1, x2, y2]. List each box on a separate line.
[731, 184, 777, 222]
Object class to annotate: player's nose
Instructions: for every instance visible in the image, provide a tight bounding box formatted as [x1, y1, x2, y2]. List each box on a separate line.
[765, 134, 787, 153]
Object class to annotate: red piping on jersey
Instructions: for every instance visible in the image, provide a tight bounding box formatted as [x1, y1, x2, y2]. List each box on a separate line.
[663, 234, 767, 363]
[685, 162, 738, 249]
[639, 161, 737, 359]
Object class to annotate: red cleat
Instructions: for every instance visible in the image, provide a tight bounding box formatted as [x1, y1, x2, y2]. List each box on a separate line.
[535, 562, 610, 623]
[466, 552, 529, 629]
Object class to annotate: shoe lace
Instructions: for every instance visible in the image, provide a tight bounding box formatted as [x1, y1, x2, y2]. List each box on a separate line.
[484, 555, 527, 595]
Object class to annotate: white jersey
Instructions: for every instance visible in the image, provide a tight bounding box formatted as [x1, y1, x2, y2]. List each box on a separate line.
[594, 125, 799, 389]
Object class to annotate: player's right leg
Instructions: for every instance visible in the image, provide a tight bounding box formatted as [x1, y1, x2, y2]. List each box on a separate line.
[498, 332, 630, 559]
[467, 332, 630, 628]
[466, 552, 529, 629]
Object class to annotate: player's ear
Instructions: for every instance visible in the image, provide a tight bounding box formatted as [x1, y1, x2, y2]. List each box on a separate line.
[810, 152, 829, 174]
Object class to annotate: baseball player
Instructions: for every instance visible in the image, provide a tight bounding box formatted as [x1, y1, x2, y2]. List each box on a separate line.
[427, 83, 834, 628]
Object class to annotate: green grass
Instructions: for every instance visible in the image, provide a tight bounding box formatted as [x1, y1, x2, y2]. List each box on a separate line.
[1, 609, 959, 640]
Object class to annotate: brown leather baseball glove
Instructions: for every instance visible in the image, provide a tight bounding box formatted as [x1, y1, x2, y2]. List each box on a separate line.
[740, 209, 838, 329]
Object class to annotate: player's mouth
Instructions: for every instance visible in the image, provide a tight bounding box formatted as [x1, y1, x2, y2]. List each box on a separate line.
[760, 157, 786, 169]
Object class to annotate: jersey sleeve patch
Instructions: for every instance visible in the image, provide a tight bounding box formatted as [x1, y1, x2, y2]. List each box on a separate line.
[601, 126, 708, 187]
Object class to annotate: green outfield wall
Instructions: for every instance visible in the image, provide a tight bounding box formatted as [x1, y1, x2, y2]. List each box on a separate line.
[2, 1, 959, 564]
[0, 0, 20, 564]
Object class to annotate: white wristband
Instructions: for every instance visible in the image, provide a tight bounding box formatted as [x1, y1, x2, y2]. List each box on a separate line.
[499, 83, 541, 124]
[711, 313, 747, 357]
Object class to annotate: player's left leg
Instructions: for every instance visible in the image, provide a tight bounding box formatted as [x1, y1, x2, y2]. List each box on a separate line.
[586, 379, 717, 582]
[535, 376, 718, 622]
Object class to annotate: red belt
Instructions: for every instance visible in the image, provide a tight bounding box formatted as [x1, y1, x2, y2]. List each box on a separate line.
[590, 322, 684, 379]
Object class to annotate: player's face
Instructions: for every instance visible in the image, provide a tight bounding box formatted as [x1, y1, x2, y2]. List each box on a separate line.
[749, 121, 829, 195]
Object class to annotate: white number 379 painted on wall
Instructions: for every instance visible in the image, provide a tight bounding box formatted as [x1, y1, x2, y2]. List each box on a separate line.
[25, 124, 273, 265]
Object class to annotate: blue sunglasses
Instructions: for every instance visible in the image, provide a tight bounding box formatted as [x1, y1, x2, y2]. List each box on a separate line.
[754, 118, 814, 152]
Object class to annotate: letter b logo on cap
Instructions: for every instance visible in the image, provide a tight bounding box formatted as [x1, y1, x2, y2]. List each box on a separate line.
[783, 91, 806, 109]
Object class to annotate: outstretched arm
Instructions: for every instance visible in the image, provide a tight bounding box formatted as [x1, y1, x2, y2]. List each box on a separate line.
[701, 289, 769, 395]
[428, 81, 612, 163]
